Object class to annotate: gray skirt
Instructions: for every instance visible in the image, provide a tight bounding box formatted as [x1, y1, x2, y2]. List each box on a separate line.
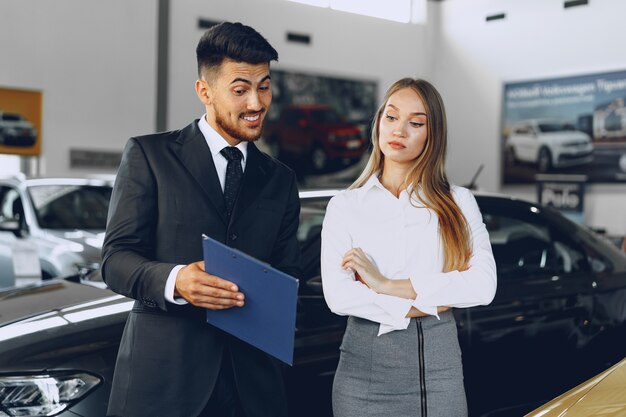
[333, 311, 467, 417]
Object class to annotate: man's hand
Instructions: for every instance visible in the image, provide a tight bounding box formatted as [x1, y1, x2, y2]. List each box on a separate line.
[175, 261, 244, 310]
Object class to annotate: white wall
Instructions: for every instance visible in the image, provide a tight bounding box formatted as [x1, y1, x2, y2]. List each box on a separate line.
[433, 0, 626, 235]
[167, 0, 430, 129]
[0, 0, 157, 177]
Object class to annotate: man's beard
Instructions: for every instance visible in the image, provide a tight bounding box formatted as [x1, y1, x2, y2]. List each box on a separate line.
[214, 107, 265, 142]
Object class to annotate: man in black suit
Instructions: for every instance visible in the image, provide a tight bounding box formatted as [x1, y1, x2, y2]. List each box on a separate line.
[102, 22, 300, 417]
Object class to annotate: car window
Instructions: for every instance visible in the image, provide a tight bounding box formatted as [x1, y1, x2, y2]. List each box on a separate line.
[483, 210, 589, 279]
[283, 109, 301, 126]
[537, 122, 576, 132]
[310, 108, 342, 124]
[1, 113, 21, 122]
[28, 185, 112, 230]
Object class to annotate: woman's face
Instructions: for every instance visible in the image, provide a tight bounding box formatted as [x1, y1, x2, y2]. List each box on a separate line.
[378, 87, 428, 165]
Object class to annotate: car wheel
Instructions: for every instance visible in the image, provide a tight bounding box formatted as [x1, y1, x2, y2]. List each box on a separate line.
[311, 145, 327, 173]
[505, 147, 517, 166]
[538, 147, 552, 172]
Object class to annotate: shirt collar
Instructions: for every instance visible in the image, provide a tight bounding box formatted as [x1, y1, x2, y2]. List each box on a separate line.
[356, 174, 386, 203]
[198, 114, 248, 162]
[356, 173, 422, 205]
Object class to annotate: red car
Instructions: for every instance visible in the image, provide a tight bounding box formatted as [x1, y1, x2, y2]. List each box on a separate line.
[264, 104, 368, 173]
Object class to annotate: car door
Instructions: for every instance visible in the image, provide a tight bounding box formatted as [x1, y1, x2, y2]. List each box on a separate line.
[281, 108, 308, 155]
[514, 124, 537, 161]
[463, 197, 596, 415]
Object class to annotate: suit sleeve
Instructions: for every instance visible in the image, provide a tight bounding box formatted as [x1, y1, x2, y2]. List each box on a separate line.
[268, 170, 302, 280]
[101, 138, 177, 311]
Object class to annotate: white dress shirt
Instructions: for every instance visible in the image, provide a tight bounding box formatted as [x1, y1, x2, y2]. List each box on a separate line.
[164, 115, 248, 305]
[320, 175, 497, 336]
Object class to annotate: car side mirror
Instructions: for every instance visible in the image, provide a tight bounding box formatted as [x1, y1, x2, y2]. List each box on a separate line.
[306, 275, 323, 294]
[0, 219, 24, 238]
[0, 219, 23, 238]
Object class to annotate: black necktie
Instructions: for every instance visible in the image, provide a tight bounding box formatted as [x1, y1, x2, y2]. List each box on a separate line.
[220, 146, 243, 218]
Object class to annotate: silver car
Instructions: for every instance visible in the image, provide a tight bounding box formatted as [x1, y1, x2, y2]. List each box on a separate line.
[0, 112, 37, 147]
[0, 176, 113, 287]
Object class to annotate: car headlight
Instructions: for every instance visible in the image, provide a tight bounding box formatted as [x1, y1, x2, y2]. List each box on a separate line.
[0, 372, 100, 416]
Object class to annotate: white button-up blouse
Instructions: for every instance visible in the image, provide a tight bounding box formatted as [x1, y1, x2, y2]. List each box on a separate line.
[320, 175, 497, 336]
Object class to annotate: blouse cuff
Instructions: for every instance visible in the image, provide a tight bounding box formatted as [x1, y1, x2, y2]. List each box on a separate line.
[374, 293, 412, 334]
[409, 271, 456, 304]
[411, 303, 440, 319]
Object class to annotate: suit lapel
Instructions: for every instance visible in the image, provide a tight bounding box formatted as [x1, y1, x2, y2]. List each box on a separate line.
[169, 121, 227, 224]
[231, 142, 273, 224]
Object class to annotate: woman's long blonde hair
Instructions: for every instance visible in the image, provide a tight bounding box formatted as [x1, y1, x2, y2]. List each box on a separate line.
[351, 78, 471, 272]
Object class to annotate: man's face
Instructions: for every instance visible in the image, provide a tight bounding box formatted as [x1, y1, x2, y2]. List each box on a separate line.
[197, 59, 272, 145]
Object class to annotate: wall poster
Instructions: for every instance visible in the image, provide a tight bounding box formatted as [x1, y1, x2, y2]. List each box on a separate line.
[0, 86, 42, 156]
[502, 69, 626, 184]
[262, 69, 377, 179]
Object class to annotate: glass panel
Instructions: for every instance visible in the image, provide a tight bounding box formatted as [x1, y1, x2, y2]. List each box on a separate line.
[28, 185, 112, 230]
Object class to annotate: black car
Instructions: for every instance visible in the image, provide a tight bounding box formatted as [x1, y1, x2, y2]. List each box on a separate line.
[1, 191, 625, 417]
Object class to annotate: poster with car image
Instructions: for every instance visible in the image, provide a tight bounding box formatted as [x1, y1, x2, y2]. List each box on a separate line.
[502, 69, 626, 184]
[0, 87, 42, 156]
[262, 70, 377, 178]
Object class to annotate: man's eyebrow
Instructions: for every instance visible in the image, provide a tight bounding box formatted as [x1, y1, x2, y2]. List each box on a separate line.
[230, 75, 271, 85]
[387, 103, 427, 117]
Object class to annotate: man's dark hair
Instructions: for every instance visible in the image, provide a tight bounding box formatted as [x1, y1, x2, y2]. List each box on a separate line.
[196, 22, 278, 78]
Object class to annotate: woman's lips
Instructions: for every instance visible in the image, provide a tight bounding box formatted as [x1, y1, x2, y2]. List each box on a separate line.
[388, 141, 406, 150]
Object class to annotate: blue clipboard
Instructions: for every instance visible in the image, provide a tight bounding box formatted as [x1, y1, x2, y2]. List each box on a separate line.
[202, 235, 299, 365]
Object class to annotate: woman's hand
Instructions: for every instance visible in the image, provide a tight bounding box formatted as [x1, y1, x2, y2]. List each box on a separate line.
[342, 248, 389, 292]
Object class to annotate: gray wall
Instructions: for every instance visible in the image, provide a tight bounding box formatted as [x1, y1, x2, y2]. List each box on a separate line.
[166, 0, 430, 129]
[0, 0, 157, 177]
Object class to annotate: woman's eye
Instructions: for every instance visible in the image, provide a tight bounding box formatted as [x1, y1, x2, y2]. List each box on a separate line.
[385, 114, 397, 121]
[410, 122, 425, 128]
[233, 89, 246, 96]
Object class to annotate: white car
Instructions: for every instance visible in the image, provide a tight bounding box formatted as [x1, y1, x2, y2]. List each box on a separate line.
[506, 119, 594, 172]
[0, 176, 113, 287]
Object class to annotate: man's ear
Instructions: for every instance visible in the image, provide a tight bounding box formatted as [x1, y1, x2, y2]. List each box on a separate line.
[195, 79, 212, 106]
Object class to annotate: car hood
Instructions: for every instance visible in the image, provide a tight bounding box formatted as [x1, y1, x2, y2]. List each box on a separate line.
[1, 120, 34, 129]
[315, 122, 361, 134]
[0, 279, 117, 326]
[0, 280, 132, 370]
[44, 229, 105, 265]
[525, 357, 626, 416]
[539, 131, 591, 144]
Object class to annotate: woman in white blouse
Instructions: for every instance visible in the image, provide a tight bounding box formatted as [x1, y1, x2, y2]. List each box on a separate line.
[321, 78, 497, 417]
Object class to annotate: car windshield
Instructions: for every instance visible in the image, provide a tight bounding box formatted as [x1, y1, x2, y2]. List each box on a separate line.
[310, 108, 343, 124]
[28, 184, 112, 230]
[537, 123, 576, 132]
[1, 114, 21, 122]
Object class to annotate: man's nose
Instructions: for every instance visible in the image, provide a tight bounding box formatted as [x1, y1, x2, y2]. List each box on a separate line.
[247, 91, 262, 111]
